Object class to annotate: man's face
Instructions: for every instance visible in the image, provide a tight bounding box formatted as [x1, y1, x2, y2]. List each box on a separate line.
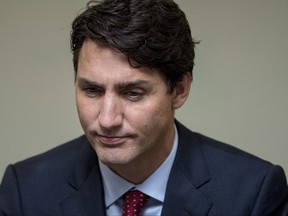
[75, 40, 189, 179]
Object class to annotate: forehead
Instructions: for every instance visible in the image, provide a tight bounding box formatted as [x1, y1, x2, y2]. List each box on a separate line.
[77, 40, 166, 84]
[78, 40, 126, 66]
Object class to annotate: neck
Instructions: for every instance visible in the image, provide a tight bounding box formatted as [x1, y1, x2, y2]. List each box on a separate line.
[113, 148, 172, 184]
[109, 129, 175, 184]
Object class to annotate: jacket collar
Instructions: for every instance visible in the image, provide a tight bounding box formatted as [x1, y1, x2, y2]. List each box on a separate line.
[161, 121, 212, 216]
[60, 138, 106, 216]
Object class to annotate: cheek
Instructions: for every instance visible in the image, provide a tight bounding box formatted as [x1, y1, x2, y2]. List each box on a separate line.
[76, 98, 98, 129]
[126, 99, 173, 133]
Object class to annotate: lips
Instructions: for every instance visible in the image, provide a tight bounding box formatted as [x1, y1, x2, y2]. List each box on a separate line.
[98, 135, 128, 145]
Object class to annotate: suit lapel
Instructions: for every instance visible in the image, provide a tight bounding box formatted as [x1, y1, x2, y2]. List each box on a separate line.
[161, 167, 212, 216]
[161, 121, 213, 216]
[60, 139, 106, 216]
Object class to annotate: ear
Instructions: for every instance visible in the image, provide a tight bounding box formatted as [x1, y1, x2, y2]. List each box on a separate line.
[172, 73, 192, 109]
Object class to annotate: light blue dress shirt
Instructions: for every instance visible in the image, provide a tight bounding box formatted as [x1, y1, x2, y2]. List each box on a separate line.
[99, 125, 179, 216]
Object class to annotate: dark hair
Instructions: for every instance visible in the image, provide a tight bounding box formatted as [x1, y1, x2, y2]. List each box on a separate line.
[71, 0, 198, 93]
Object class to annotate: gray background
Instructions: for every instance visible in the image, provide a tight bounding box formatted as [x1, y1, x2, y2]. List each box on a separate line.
[1, 0, 287, 179]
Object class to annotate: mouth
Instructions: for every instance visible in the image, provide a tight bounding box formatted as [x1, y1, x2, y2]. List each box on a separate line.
[98, 135, 129, 145]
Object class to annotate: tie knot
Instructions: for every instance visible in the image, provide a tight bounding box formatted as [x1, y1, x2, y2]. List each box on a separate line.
[122, 190, 150, 216]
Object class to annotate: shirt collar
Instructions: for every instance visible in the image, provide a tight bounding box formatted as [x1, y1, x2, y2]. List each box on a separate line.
[99, 124, 179, 208]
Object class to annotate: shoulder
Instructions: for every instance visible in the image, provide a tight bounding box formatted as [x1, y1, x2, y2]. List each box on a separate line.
[15, 135, 87, 167]
[176, 120, 273, 169]
[175, 120, 286, 185]
[175, 121, 288, 214]
[10, 135, 90, 183]
[0, 135, 93, 214]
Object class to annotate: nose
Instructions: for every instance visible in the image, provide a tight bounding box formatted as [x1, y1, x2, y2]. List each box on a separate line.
[98, 94, 123, 130]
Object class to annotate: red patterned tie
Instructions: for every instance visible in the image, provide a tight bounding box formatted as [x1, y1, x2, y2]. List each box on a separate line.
[122, 190, 150, 216]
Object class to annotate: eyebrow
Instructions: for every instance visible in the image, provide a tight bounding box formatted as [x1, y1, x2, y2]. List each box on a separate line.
[76, 77, 151, 90]
[115, 80, 151, 91]
[76, 78, 103, 88]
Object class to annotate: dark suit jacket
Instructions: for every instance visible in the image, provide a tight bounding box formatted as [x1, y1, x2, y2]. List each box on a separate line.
[0, 121, 288, 216]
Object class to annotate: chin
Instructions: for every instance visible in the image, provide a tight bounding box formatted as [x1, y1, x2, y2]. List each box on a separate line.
[98, 152, 133, 166]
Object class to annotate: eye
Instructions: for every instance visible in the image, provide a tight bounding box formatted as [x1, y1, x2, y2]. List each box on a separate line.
[83, 86, 104, 97]
[124, 91, 144, 101]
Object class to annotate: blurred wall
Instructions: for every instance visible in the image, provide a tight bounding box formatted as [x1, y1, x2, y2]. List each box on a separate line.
[1, 0, 287, 179]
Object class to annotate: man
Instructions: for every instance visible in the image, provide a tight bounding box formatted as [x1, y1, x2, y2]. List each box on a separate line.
[0, 0, 287, 215]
